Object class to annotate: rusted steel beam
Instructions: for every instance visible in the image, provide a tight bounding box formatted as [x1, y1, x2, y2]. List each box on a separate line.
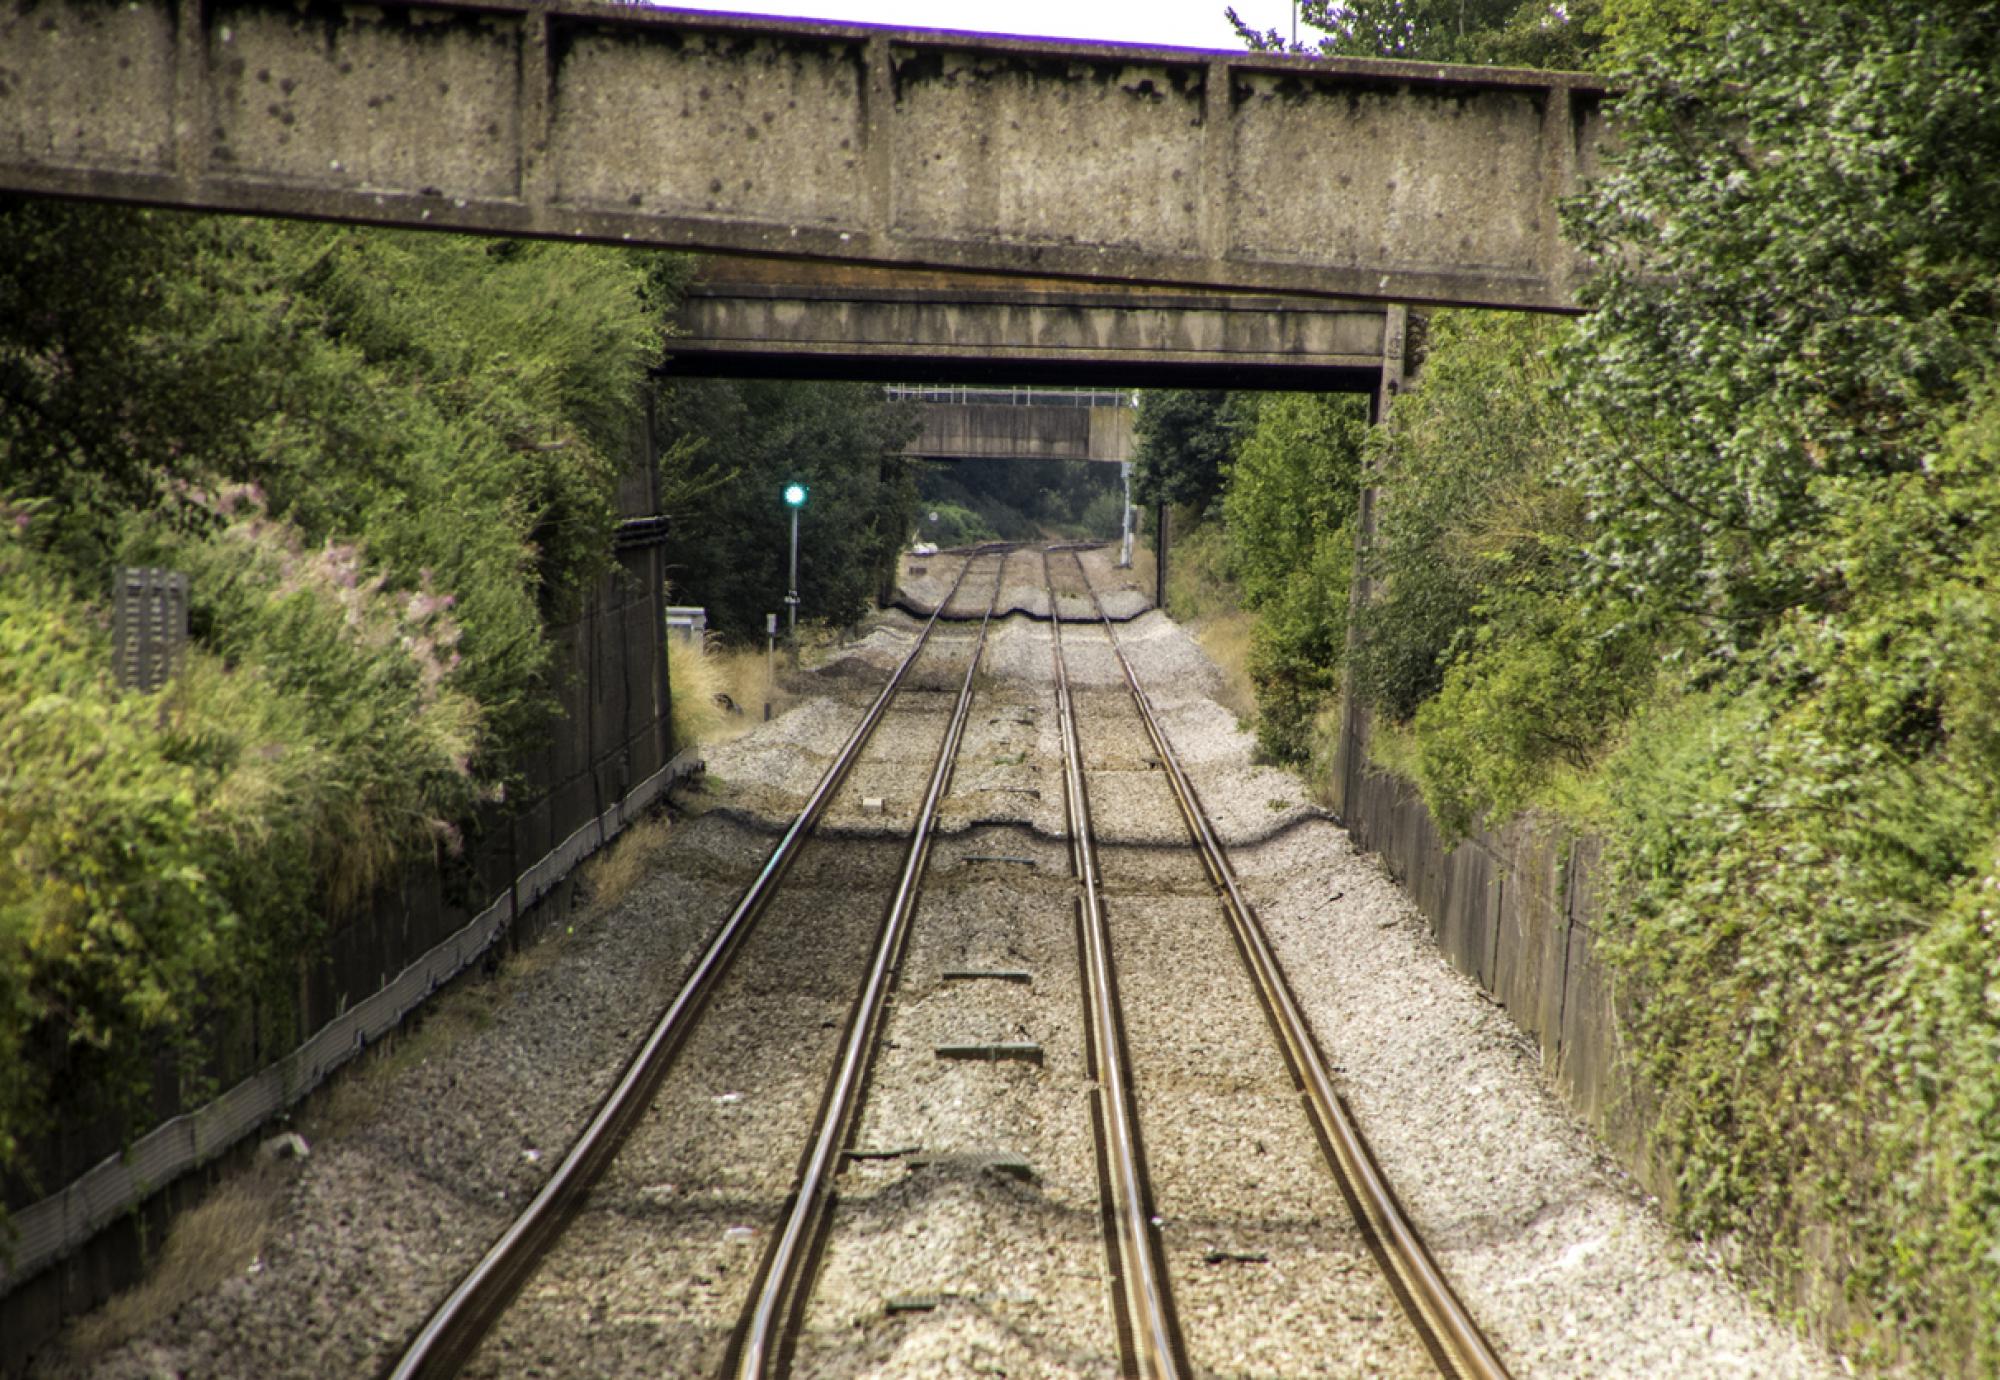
[1, 1, 1604, 310]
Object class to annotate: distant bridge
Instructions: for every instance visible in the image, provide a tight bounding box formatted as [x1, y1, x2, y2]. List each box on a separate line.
[0, 1, 1605, 310]
[895, 386, 1134, 465]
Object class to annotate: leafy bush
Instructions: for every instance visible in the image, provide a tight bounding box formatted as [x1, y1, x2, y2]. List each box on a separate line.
[0, 204, 668, 761]
[1216, 0, 2000, 1365]
[1245, 531, 1352, 763]
[1159, 514, 1238, 624]
[0, 205, 669, 1187]
[1355, 312, 1580, 721]
[0, 502, 484, 1173]
[1593, 380, 2000, 1368]
[1410, 590, 1651, 841]
[916, 455, 1120, 541]
[1203, 392, 1370, 762]
[1562, 0, 2000, 649]
[1222, 393, 1365, 610]
[1078, 486, 1128, 540]
[918, 501, 998, 548]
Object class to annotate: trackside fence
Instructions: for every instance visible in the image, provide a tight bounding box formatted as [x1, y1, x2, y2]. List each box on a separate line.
[1, 447, 692, 1374]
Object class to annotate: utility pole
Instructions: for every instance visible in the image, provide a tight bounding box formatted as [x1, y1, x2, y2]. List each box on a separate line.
[1153, 502, 1169, 611]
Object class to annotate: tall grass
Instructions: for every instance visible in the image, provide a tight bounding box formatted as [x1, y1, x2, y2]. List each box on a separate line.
[668, 632, 785, 751]
[0, 497, 494, 1184]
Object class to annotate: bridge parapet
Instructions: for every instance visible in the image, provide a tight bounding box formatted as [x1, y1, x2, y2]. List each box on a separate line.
[1, 0, 1605, 310]
[905, 403, 1134, 464]
[668, 260, 1392, 387]
[890, 385, 1132, 409]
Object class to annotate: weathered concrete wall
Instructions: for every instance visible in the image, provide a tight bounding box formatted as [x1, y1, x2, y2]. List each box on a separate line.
[908, 402, 1133, 463]
[669, 261, 1387, 388]
[0, 0, 1605, 310]
[0, 441, 684, 1372]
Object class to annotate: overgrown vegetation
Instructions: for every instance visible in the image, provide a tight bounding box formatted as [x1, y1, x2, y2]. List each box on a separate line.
[917, 455, 1122, 544]
[1136, 390, 1366, 765]
[0, 199, 919, 1200]
[1182, 0, 2000, 1367]
[0, 203, 670, 1183]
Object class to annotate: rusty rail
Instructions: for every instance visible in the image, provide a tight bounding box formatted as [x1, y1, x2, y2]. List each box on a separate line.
[1064, 549, 1512, 1380]
[727, 551, 1010, 1376]
[1043, 550, 1188, 1378]
[384, 550, 1001, 1380]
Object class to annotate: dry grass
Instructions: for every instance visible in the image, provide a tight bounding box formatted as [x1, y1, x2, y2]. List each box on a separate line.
[1189, 608, 1259, 726]
[1367, 715, 1424, 783]
[670, 634, 790, 750]
[579, 810, 676, 914]
[58, 1165, 285, 1366]
[1304, 700, 1348, 808]
[1127, 545, 1159, 601]
[668, 633, 730, 748]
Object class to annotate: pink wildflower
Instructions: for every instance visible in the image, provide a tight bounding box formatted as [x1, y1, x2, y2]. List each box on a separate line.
[426, 818, 464, 858]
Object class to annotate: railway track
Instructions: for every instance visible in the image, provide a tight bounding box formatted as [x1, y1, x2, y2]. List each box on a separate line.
[385, 542, 1506, 1380]
[1046, 546, 1509, 1380]
[389, 547, 1011, 1378]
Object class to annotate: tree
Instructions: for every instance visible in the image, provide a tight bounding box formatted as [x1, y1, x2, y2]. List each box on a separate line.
[1228, 0, 1605, 68]
[1132, 390, 1250, 513]
[657, 379, 920, 636]
[1562, 0, 2000, 646]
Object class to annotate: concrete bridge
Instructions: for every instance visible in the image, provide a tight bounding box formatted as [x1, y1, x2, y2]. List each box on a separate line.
[1, 1, 1605, 310]
[896, 387, 1135, 464]
[666, 260, 1388, 390]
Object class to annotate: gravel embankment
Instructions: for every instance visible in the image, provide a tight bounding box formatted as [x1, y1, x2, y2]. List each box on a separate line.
[33, 545, 1844, 1379]
[1086, 564, 1846, 1380]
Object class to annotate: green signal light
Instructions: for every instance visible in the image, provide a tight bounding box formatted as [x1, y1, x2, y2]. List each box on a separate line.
[784, 483, 808, 507]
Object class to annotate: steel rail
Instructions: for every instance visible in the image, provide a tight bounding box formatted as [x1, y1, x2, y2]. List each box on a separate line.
[728, 551, 1009, 1378]
[1043, 549, 1186, 1380]
[1064, 550, 1512, 1380]
[385, 548, 1001, 1380]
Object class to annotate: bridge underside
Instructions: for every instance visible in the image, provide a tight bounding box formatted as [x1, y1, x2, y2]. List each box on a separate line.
[0, 0, 1604, 311]
[666, 262, 1385, 391]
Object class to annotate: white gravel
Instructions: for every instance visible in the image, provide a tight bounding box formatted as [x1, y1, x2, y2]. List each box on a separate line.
[1091, 563, 1847, 1380]
[31, 546, 1846, 1380]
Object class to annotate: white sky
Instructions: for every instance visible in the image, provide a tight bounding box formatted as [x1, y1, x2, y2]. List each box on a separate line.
[653, 1, 1300, 52]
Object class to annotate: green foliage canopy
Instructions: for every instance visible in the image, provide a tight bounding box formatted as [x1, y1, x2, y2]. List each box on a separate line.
[1221, 394, 1368, 762]
[656, 379, 919, 636]
[1228, 0, 1605, 68]
[1324, 0, 2000, 1364]
[0, 200, 668, 1187]
[1132, 390, 1250, 513]
[1562, 1, 2000, 648]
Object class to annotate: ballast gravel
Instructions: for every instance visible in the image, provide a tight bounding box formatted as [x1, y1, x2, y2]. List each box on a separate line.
[33, 544, 1845, 1379]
